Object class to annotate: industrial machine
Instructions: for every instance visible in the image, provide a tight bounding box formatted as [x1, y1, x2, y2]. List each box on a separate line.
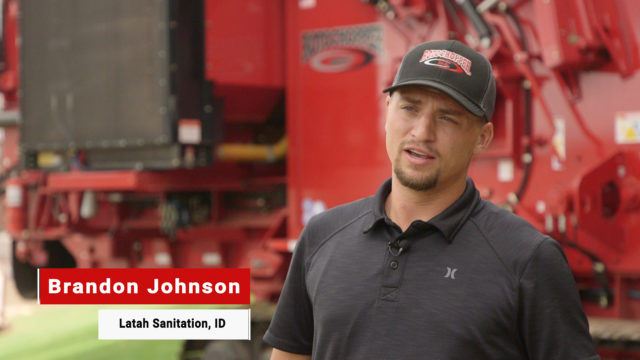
[1, 0, 640, 358]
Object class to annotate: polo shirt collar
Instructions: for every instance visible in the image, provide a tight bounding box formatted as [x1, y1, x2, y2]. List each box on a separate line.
[363, 177, 480, 242]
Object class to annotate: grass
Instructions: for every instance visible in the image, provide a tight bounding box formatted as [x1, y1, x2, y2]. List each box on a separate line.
[0, 305, 193, 360]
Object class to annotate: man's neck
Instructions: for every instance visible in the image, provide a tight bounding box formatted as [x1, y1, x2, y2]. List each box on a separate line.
[385, 176, 467, 232]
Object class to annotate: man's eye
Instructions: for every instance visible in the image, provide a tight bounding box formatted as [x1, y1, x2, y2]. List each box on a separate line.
[401, 105, 416, 112]
[441, 116, 457, 124]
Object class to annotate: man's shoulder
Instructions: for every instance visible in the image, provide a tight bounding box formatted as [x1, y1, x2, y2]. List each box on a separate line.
[471, 199, 542, 237]
[468, 199, 552, 277]
[305, 196, 374, 238]
[294, 196, 374, 258]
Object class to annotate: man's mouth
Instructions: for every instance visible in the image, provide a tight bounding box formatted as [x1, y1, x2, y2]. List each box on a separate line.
[405, 149, 435, 160]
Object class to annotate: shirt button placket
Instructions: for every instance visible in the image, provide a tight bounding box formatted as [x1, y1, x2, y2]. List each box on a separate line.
[390, 260, 399, 270]
[377, 234, 410, 305]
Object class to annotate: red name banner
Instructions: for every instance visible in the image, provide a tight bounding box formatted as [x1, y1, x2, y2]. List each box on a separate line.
[38, 268, 250, 305]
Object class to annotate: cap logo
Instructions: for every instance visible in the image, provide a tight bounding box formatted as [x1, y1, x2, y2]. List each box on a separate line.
[420, 49, 472, 76]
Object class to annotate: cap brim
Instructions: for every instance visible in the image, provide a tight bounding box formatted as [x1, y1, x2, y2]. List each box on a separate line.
[383, 80, 485, 118]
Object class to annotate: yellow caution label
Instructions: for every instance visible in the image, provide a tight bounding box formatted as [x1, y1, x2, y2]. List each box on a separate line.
[615, 112, 640, 144]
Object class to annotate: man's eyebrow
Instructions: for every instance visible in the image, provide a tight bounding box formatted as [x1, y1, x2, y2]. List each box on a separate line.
[398, 95, 422, 105]
[437, 108, 465, 116]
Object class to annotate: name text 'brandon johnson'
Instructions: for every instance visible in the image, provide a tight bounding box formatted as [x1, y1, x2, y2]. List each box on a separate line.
[48, 278, 240, 295]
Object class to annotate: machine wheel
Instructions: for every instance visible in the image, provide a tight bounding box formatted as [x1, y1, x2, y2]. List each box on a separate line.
[11, 240, 76, 299]
[11, 240, 37, 299]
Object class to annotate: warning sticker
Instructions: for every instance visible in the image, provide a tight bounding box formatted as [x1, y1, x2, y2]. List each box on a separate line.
[615, 111, 640, 144]
[178, 119, 202, 145]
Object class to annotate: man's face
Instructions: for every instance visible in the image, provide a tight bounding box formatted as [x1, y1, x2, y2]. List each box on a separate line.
[385, 86, 493, 192]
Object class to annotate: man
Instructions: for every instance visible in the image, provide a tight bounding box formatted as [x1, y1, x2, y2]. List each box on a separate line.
[264, 40, 599, 359]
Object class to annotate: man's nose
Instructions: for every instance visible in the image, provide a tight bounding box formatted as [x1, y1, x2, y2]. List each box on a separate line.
[409, 115, 436, 141]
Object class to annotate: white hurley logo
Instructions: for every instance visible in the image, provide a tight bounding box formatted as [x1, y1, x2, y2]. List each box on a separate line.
[444, 267, 458, 279]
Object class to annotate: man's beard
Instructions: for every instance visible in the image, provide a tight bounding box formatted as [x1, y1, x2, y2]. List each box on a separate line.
[393, 161, 440, 191]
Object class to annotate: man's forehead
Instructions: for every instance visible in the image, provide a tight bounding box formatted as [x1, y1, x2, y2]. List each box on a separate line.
[395, 86, 467, 111]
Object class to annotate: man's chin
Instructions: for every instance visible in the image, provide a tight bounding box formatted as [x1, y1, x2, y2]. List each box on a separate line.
[394, 169, 439, 192]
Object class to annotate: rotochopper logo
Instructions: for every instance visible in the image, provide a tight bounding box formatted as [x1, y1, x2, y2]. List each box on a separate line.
[420, 49, 472, 76]
[302, 24, 383, 73]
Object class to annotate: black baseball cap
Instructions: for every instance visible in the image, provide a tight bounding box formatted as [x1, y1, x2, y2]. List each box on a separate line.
[383, 40, 496, 121]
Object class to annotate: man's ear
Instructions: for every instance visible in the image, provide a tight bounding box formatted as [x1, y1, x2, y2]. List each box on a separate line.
[473, 122, 494, 155]
[384, 95, 391, 132]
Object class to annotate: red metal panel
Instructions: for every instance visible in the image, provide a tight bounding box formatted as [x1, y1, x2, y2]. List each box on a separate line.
[204, 0, 284, 88]
[45, 168, 285, 192]
[204, 0, 285, 123]
[47, 171, 142, 191]
[286, 0, 403, 235]
[533, 0, 595, 69]
[533, 0, 639, 73]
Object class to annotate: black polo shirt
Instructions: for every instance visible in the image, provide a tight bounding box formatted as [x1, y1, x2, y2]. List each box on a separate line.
[264, 178, 599, 360]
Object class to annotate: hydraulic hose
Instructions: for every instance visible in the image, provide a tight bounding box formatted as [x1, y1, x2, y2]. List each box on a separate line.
[500, 3, 533, 204]
[562, 238, 613, 308]
[455, 0, 493, 47]
[216, 136, 287, 163]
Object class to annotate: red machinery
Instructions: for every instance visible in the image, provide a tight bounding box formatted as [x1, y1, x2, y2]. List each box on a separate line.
[2, 0, 640, 358]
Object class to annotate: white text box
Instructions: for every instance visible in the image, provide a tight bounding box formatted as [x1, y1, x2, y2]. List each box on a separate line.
[98, 309, 251, 340]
